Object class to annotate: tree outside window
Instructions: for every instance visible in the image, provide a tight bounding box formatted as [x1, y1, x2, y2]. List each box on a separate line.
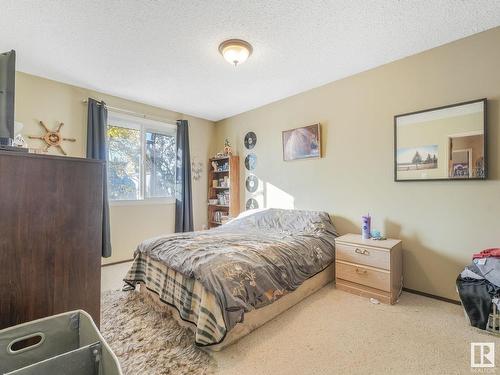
[106, 115, 176, 201]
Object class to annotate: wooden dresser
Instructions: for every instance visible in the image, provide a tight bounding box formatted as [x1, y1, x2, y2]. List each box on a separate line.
[335, 234, 402, 304]
[0, 151, 104, 329]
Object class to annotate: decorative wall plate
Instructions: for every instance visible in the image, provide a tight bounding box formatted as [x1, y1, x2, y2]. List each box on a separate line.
[244, 131, 257, 149]
[245, 175, 259, 193]
[246, 198, 259, 210]
[191, 158, 203, 181]
[245, 153, 257, 171]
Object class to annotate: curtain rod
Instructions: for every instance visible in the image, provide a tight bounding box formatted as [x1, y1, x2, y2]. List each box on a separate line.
[82, 99, 179, 124]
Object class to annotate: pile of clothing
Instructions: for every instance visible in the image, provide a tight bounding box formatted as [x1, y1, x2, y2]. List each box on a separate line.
[457, 248, 500, 330]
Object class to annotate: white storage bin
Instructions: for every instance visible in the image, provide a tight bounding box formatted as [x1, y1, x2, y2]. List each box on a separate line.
[0, 310, 121, 375]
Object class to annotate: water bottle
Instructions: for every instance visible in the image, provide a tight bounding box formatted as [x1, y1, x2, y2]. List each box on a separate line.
[362, 214, 371, 240]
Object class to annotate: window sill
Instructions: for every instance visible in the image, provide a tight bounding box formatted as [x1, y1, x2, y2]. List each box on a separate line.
[109, 198, 176, 207]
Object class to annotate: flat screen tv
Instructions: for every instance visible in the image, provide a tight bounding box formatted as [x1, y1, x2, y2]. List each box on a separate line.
[0, 50, 15, 146]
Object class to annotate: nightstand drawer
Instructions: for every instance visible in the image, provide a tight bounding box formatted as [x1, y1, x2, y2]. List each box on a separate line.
[336, 243, 390, 270]
[337, 261, 390, 292]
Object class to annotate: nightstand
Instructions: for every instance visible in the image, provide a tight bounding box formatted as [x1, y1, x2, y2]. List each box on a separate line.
[335, 234, 403, 304]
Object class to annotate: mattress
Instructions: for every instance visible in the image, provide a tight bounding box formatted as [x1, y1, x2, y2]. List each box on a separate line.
[139, 261, 334, 351]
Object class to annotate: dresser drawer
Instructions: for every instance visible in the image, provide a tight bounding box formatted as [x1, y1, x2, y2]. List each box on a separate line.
[336, 261, 390, 292]
[336, 242, 390, 270]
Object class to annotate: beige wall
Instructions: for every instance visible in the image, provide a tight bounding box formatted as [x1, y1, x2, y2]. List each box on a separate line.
[14, 72, 214, 265]
[214, 27, 500, 301]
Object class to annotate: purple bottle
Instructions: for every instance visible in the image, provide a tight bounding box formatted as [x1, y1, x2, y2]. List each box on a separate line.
[362, 214, 371, 240]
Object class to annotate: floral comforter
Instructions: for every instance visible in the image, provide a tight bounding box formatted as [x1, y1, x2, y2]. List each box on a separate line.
[130, 208, 337, 337]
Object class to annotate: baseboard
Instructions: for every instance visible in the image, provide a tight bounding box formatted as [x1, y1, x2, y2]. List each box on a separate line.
[101, 258, 134, 268]
[403, 287, 461, 305]
[100, 263, 461, 306]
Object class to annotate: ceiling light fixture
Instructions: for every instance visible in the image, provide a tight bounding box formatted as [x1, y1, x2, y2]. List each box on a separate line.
[218, 39, 253, 66]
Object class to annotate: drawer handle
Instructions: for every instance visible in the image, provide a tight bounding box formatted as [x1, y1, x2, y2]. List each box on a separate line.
[355, 248, 369, 255]
[355, 268, 367, 275]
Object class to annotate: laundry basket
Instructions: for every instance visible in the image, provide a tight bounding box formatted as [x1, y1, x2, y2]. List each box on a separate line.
[0, 310, 122, 375]
[486, 303, 500, 335]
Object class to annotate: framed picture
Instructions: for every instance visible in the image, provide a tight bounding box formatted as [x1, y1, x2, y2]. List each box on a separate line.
[394, 98, 487, 181]
[282, 123, 321, 161]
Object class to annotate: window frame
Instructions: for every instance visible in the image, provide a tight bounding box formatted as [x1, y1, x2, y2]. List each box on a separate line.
[106, 111, 177, 205]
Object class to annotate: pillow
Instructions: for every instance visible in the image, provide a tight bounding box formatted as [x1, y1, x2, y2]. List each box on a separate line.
[225, 208, 338, 237]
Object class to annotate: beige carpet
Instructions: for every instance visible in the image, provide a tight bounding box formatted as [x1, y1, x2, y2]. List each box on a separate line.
[101, 284, 499, 375]
[213, 285, 499, 375]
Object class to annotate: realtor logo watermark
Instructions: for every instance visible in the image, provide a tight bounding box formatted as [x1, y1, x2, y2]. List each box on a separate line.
[471, 343, 496, 373]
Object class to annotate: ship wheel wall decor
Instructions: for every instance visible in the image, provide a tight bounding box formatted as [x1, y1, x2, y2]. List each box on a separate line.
[28, 121, 76, 155]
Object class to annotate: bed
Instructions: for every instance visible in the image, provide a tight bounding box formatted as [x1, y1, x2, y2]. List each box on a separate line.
[123, 208, 338, 350]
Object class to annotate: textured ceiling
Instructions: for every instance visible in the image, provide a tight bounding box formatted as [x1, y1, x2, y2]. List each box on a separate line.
[1, 1, 500, 121]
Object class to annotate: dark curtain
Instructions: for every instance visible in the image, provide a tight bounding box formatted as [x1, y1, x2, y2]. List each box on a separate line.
[175, 119, 193, 232]
[86, 98, 112, 257]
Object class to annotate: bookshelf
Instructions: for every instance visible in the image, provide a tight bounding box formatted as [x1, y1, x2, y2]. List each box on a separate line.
[207, 155, 240, 228]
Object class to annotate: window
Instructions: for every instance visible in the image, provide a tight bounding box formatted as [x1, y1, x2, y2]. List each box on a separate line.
[106, 113, 176, 202]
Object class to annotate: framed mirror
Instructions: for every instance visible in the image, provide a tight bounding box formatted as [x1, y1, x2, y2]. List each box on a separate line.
[394, 98, 487, 181]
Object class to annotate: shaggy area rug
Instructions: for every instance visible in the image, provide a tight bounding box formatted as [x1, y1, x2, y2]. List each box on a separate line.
[101, 290, 215, 375]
